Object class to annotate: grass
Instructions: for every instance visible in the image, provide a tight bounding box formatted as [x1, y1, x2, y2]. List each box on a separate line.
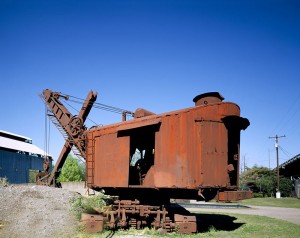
[72, 196, 300, 237]
[74, 212, 300, 238]
[193, 212, 300, 238]
[235, 197, 300, 209]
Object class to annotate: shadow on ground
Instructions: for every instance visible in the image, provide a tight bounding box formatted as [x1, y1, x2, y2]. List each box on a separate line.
[195, 213, 244, 232]
[168, 204, 245, 233]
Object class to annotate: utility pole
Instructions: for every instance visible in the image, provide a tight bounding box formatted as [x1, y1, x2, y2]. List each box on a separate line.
[269, 134, 286, 198]
[268, 149, 270, 170]
[241, 154, 246, 173]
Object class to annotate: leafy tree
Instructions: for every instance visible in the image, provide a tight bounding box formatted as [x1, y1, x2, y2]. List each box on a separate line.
[279, 177, 293, 197]
[240, 165, 275, 192]
[259, 175, 276, 196]
[57, 155, 85, 182]
[239, 165, 293, 197]
[79, 160, 86, 180]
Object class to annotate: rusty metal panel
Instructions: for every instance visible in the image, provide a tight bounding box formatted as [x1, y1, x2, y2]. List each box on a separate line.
[198, 119, 228, 187]
[81, 213, 104, 233]
[217, 190, 253, 202]
[147, 110, 201, 188]
[84, 93, 248, 194]
[117, 118, 161, 131]
[143, 103, 240, 189]
[149, 113, 186, 187]
[134, 108, 155, 119]
[93, 132, 129, 187]
[174, 214, 197, 233]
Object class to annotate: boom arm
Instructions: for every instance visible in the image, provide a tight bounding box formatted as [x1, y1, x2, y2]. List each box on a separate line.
[37, 89, 97, 186]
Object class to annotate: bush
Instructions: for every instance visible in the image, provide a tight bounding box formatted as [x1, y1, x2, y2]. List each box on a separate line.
[71, 193, 112, 219]
[29, 170, 39, 183]
[253, 192, 264, 198]
[279, 177, 293, 197]
[0, 177, 9, 187]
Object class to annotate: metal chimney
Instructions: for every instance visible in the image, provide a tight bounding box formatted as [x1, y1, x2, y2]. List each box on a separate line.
[193, 92, 224, 106]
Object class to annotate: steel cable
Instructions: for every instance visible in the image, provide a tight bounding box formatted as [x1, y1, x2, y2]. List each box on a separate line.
[62, 93, 134, 115]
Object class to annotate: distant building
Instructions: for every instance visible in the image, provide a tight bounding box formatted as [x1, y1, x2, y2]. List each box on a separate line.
[0, 130, 51, 184]
[279, 154, 300, 198]
[279, 154, 300, 178]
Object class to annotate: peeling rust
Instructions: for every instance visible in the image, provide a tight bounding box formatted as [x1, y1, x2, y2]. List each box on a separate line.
[40, 90, 251, 233]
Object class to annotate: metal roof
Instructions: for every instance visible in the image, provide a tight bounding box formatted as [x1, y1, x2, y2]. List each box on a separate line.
[0, 136, 51, 157]
[279, 154, 300, 177]
[0, 130, 32, 141]
[279, 154, 300, 168]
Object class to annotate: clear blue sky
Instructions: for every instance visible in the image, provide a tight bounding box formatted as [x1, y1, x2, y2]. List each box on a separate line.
[1, 0, 299, 169]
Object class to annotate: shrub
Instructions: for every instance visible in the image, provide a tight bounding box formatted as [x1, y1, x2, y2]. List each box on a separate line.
[279, 177, 293, 197]
[0, 177, 9, 187]
[71, 193, 112, 219]
[253, 192, 264, 198]
[29, 170, 39, 183]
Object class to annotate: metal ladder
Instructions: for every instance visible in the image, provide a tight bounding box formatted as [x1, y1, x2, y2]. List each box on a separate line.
[86, 132, 95, 187]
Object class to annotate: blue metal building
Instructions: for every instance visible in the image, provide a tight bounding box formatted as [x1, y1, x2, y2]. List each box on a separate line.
[0, 130, 51, 184]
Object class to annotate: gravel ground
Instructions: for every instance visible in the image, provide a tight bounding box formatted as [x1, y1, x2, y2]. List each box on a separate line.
[0, 185, 80, 238]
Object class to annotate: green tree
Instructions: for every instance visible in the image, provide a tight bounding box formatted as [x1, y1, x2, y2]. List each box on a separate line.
[57, 155, 85, 182]
[240, 165, 275, 192]
[240, 165, 293, 197]
[259, 175, 276, 196]
[279, 177, 293, 197]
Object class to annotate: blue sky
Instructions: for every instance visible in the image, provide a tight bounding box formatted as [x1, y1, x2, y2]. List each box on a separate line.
[1, 0, 299, 169]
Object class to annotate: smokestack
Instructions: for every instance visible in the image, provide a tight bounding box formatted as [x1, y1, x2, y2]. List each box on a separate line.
[193, 92, 224, 106]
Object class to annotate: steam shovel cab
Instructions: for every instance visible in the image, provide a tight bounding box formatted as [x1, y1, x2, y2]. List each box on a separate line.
[85, 92, 250, 203]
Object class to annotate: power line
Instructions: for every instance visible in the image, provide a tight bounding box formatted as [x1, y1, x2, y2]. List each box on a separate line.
[271, 94, 300, 135]
[278, 145, 293, 158]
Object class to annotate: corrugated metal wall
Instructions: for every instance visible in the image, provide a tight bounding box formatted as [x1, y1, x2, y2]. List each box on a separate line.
[0, 150, 44, 183]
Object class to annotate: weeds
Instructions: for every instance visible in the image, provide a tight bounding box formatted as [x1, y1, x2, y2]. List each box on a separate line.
[71, 193, 112, 219]
[0, 177, 9, 187]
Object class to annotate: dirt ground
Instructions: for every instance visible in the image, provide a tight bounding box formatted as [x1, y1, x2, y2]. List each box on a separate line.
[0, 185, 80, 238]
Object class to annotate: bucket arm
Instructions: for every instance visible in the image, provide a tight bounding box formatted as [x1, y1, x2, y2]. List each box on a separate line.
[37, 89, 97, 186]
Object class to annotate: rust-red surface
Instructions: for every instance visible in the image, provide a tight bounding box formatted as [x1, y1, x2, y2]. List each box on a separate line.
[41, 90, 250, 233]
[217, 190, 253, 202]
[38, 89, 97, 186]
[85, 92, 249, 199]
